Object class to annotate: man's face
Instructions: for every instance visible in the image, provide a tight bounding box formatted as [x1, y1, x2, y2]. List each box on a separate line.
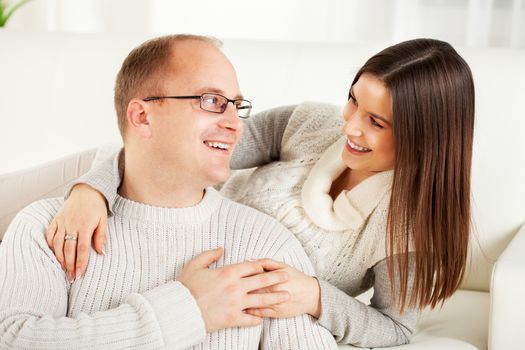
[144, 40, 244, 188]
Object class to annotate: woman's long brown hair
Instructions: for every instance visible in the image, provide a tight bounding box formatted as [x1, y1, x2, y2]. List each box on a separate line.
[351, 39, 475, 311]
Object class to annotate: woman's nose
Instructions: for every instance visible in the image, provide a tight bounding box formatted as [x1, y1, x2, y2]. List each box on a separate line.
[343, 116, 363, 137]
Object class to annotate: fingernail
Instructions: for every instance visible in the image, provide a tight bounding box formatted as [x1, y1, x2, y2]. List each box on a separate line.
[102, 249, 106, 256]
[68, 272, 75, 283]
[75, 271, 82, 281]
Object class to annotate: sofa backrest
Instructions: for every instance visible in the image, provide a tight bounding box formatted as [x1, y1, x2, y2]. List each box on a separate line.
[1, 31, 524, 292]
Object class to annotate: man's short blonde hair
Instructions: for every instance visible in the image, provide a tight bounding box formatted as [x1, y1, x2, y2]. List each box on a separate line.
[114, 34, 221, 137]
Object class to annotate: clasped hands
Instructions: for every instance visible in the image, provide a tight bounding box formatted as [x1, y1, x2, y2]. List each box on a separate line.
[45, 184, 322, 332]
[177, 248, 322, 332]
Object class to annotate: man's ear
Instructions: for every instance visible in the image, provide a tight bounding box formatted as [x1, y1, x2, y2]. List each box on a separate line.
[126, 99, 152, 138]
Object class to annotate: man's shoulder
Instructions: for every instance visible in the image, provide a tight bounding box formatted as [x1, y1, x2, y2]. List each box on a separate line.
[5, 197, 63, 241]
[215, 197, 302, 250]
[18, 197, 63, 222]
[216, 194, 313, 272]
[220, 195, 283, 224]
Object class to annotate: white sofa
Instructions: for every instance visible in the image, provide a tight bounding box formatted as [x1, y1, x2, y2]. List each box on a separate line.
[1, 31, 524, 350]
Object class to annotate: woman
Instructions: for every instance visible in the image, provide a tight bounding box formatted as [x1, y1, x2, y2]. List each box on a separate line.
[46, 38, 475, 347]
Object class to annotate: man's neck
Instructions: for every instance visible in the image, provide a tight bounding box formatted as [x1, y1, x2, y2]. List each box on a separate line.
[118, 153, 205, 208]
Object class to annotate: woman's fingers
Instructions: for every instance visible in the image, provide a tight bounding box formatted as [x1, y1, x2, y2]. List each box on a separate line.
[257, 258, 288, 271]
[45, 220, 58, 249]
[244, 308, 277, 318]
[249, 285, 278, 295]
[63, 232, 78, 282]
[52, 225, 66, 270]
[243, 270, 288, 293]
[75, 229, 92, 279]
[245, 291, 290, 309]
[93, 216, 108, 255]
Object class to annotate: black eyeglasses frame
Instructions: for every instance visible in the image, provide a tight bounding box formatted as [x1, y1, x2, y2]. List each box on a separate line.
[142, 93, 252, 119]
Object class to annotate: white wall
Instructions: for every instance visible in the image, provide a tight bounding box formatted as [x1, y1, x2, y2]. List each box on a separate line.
[6, 0, 525, 48]
[0, 31, 382, 174]
[1, 0, 524, 173]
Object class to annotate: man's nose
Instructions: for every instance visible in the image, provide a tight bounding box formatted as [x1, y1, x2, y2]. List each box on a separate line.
[218, 103, 242, 131]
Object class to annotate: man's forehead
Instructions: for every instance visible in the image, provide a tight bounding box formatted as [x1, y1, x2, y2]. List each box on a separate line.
[169, 39, 225, 65]
[164, 46, 243, 99]
[194, 86, 244, 100]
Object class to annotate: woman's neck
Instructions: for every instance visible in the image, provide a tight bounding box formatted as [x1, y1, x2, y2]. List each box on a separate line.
[329, 168, 376, 200]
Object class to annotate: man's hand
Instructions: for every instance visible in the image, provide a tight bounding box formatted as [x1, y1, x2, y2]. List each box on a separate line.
[45, 183, 108, 282]
[244, 259, 322, 319]
[178, 248, 291, 332]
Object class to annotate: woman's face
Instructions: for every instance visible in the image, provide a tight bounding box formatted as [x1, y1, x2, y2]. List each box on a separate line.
[341, 73, 395, 174]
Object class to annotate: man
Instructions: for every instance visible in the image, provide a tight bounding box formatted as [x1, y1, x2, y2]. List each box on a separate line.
[0, 35, 337, 349]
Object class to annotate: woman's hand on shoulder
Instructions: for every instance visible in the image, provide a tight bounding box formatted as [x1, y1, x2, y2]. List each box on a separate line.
[45, 183, 108, 282]
[244, 259, 322, 319]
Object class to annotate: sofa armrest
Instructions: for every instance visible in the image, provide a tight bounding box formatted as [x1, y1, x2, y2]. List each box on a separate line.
[489, 222, 525, 350]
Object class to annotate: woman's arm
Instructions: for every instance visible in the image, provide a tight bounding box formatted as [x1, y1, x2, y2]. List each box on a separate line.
[249, 254, 418, 347]
[317, 254, 418, 347]
[45, 151, 121, 280]
[65, 148, 123, 215]
[231, 105, 296, 169]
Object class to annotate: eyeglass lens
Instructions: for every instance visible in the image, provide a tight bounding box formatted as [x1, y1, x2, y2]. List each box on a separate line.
[201, 94, 251, 118]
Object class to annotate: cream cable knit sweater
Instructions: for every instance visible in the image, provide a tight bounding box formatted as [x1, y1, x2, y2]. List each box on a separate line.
[0, 171, 337, 349]
[224, 103, 418, 348]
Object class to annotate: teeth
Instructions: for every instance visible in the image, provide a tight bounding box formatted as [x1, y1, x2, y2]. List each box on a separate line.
[347, 140, 370, 152]
[205, 141, 230, 150]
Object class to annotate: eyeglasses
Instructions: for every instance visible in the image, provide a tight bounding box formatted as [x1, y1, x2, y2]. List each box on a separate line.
[142, 93, 252, 119]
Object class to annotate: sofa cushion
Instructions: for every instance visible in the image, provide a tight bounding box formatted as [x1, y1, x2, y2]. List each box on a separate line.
[337, 289, 488, 349]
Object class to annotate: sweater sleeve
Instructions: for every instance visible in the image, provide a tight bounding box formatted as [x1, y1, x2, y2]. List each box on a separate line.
[317, 254, 418, 347]
[230, 105, 296, 169]
[259, 235, 338, 350]
[64, 150, 122, 216]
[0, 206, 206, 350]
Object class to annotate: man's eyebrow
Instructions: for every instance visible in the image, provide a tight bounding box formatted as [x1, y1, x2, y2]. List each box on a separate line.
[349, 87, 391, 126]
[197, 87, 244, 100]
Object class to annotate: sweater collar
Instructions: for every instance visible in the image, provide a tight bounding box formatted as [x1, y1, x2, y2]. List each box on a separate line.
[301, 136, 393, 231]
[113, 187, 222, 224]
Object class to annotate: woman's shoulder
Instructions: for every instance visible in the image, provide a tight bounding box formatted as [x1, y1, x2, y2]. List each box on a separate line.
[282, 102, 344, 158]
[287, 102, 343, 130]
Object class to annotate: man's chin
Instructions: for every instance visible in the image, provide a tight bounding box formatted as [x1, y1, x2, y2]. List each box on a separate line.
[205, 168, 231, 187]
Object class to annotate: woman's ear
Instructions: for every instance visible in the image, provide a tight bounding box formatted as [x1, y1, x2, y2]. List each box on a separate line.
[126, 99, 152, 138]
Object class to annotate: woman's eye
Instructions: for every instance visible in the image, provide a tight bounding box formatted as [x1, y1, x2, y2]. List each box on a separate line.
[370, 117, 383, 128]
